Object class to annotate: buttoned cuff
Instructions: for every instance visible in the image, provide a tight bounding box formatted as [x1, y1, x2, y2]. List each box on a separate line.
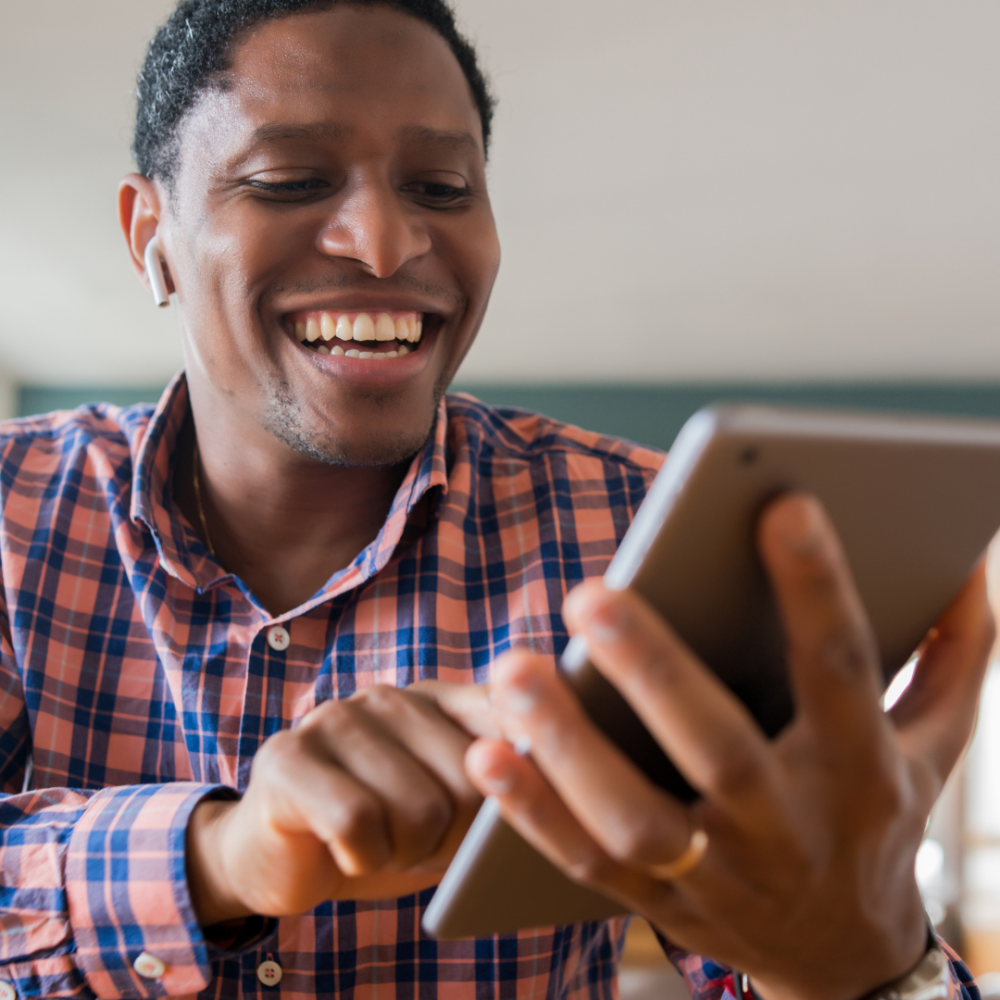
[64, 783, 236, 1000]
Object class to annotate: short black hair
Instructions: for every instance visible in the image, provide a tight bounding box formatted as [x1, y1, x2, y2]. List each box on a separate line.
[134, 0, 495, 187]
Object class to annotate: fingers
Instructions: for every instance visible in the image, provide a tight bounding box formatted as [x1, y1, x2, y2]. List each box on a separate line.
[464, 735, 675, 916]
[345, 686, 485, 866]
[482, 650, 695, 864]
[256, 684, 486, 879]
[560, 585, 778, 817]
[300, 701, 456, 871]
[757, 494, 885, 744]
[892, 561, 995, 785]
[408, 678, 504, 739]
[250, 728, 395, 877]
[348, 685, 482, 810]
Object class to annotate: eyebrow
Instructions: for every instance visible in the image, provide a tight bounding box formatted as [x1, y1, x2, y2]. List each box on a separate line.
[398, 125, 481, 153]
[241, 121, 481, 155]
[248, 121, 352, 145]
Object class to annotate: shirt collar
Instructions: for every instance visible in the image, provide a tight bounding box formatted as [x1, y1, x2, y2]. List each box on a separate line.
[129, 372, 451, 607]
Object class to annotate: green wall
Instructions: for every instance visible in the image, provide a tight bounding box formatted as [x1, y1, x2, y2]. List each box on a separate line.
[18, 382, 1000, 454]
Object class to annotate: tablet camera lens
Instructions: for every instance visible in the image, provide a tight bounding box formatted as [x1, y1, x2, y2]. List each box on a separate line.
[739, 447, 759, 466]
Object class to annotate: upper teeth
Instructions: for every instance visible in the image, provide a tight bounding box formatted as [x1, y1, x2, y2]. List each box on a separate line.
[293, 311, 423, 346]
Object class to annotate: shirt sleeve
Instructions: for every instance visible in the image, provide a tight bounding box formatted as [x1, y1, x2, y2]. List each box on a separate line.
[660, 937, 979, 1000]
[1, 781, 242, 999]
[0, 590, 253, 999]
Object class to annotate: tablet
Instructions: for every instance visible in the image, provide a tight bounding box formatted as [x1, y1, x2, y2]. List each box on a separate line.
[423, 403, 1000, 939]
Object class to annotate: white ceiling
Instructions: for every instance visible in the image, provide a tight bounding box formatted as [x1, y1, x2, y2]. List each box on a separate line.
[1, 1, 998, 386]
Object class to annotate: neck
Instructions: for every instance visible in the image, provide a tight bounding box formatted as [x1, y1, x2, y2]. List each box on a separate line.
[175, 393, 410, 617]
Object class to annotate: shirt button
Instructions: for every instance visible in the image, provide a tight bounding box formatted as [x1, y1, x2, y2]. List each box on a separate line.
[0, 981, 17, 1000]
[266, 625, 291, 651]
[257, 960, 283, 986]
[133, 952, 167, 979]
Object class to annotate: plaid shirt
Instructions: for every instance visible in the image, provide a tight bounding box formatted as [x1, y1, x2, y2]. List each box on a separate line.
[0, 374, 978, 1000]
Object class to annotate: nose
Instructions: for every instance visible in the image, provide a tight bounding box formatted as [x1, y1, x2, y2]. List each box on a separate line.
[317, 176, 431, 279]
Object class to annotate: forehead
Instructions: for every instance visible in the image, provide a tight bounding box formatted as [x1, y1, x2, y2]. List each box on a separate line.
[181, 5, 483, 165]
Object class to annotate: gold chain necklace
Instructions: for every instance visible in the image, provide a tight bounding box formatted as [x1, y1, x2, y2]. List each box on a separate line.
[191, 440, 216, 557]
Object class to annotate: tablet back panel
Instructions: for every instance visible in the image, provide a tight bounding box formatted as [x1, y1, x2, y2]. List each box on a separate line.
[424, 404, 1000, 939]
[563, 404, 1000, 802]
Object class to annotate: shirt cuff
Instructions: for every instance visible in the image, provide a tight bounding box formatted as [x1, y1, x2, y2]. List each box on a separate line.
[64, 783, 236, 1000]
[654, 931, 979, 1000]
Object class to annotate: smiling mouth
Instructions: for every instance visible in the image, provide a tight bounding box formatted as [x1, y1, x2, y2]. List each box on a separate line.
[287, 310, 424, 359]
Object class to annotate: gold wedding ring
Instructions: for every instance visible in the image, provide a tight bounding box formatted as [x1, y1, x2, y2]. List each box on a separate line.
[645, 827, 709, 881]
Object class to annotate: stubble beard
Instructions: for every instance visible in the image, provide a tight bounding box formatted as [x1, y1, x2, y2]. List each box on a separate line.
[260, 373, 450, 468]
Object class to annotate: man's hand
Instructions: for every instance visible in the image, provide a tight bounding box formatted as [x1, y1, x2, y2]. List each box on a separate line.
[187, 681, 499, 925]
[465, 494, 995, 1000]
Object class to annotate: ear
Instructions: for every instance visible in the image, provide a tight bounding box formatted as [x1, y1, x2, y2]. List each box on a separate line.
[119, 174, 176, 296]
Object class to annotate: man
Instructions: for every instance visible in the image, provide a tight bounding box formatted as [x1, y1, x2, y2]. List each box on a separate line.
[0, 2, 992, 999]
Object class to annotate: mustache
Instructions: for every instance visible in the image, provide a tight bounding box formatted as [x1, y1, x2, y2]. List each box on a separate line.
[269, 270, 465, 310]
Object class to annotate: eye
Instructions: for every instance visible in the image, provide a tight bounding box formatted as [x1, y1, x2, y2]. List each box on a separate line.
[245, 177, 331, 199]
[401, 180, 470, 207]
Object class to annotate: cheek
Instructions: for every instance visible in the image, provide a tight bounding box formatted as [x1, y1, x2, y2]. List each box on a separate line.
[448, 215, 502, 309]
[179, 222, 288, 349]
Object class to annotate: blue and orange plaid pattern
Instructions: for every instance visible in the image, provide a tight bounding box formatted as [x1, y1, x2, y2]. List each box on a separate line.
[0, 374, 978, 1000]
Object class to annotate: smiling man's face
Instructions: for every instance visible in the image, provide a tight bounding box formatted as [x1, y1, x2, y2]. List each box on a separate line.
[156, 4, 500, 466]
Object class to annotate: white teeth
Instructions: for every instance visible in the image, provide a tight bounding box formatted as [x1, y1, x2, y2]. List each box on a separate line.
[332, 345, 345, 356]
[295, 310, 422, 353]
[375, 313, 396, 341]
[317, 345, 330, 355]
[346, 349, 359, 357]
[353, 313, 376, 341]
[358, 351, 373, 359]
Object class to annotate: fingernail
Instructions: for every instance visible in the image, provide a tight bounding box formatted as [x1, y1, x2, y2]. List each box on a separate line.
[564, 585, 621, 642]
[572, 594, 622, 643]
[479, 769, 515, 795]
[775, 498, 824, 554]
[503, 680, 539, 716]
[587, 605, 620, 643]
[513, 736, 532, 756]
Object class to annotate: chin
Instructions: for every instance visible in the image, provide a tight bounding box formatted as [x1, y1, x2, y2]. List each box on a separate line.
[261, 369, 448, 467]
[264, 405, 437, 468]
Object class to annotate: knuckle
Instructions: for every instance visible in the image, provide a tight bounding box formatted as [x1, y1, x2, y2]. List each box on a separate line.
[604, 815, 668, 865]
[310, 698, 365, 739]
[407, 680, 440, 700]
[354, 685, 428, 723]
[406, 791, 454, 838]
[816, 632, 878, 680]
[305, 697, 349, 728]
[357, 684, 399, 710]
[702, 745, 767, 800]
[252, 728, 296, 775]
[566, 851, 617, 887]
[332, 792, 384, 844]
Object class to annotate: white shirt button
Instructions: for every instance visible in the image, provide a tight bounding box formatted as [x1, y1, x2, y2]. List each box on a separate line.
[257, 960, 283, 987]
[0, 981, 17, 1000]
[266, 626, 291, 651]
[133, 952, 167, 979]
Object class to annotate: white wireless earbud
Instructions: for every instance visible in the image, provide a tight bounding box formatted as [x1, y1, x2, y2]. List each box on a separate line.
[143, 235, 171, 308]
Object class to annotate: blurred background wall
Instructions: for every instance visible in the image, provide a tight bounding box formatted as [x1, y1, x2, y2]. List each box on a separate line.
[2, 1, 999, 418]
[2, 0, 1000, 989]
